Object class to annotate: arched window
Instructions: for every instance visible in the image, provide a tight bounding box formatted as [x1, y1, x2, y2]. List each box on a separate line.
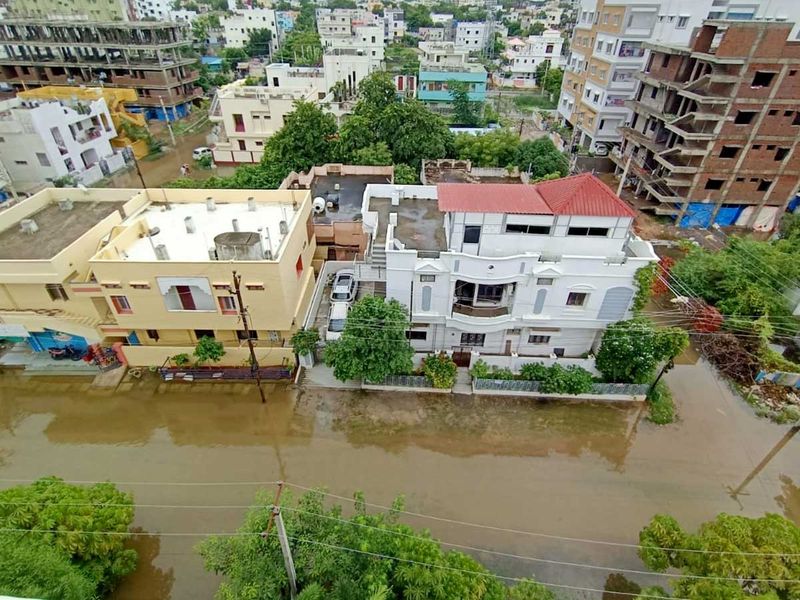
[421, 286, 432, 312]
[533, 289, 547, 314]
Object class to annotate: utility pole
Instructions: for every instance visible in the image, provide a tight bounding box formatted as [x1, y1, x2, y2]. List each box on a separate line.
[617, 151, 633, 197]
[648, 357, 675, 396]
[133, 154, 147, 189]
[727, 426, 799, 504]
[232, 270, 267, 403]
[262, 482, 297, 599]
[159, 97, 177, 146]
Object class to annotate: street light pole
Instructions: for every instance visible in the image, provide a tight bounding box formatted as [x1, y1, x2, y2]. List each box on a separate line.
[232, 270, 267, 404]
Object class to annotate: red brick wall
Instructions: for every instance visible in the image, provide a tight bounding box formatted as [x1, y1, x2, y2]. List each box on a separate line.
[646, 52, 685, 82]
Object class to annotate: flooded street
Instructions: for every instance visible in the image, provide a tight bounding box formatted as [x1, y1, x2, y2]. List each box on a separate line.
[0, 358, 798, 599]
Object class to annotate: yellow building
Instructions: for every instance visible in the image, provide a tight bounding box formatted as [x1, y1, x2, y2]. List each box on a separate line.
[0, 187, 315, 368]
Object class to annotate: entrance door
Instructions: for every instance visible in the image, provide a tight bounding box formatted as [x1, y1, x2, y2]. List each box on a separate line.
[504, 340, 512, 355]
[452, 348, 471, 367]
[176, 285, 196, 310]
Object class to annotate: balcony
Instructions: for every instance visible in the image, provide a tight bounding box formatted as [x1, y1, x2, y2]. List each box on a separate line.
[618, 43, 646, 59]
[452, 304, 510, 318]
[654, 149, 699, 174]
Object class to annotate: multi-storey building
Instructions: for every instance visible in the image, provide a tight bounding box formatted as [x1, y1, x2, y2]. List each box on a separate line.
[503, 29, 564, 86]
[316, 8, 379, 37]
[455, 21, 490, 52]
[613, 20, 800, 229]
[358, 174, 657, 361]
[4, 0, 136, 21]
[133, 0, 172, 20]
[222, 9, 279, 55]
[417, 42, 487, 107]
[0, 90, 124, 190]
[0, 187, 314, 368]
[557, 0, 800, 154]
[321, 25, 385, 61]
[384, 8, 406, 42]
[0, 21, 201, 121]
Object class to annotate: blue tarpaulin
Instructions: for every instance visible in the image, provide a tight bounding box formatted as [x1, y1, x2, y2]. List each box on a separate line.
[679, 203, 743, 228]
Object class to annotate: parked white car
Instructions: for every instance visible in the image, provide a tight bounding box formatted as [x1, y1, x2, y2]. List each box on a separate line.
[326, 302, 350, 341]
[330, 269, 358, 303]
[192, 146, 213, 160]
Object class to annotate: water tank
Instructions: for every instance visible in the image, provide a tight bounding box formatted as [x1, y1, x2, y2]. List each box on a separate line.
[20, 219, 38, 234]
[214, 231, 265, 260]
[58, 198, 74, 211]
[313, 197, 326, 214]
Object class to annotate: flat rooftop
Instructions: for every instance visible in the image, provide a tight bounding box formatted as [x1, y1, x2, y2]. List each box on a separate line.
[121, 201, 300, 262]
[369, 197, 447, 252]
[0, 201, 124, 260]
[310, 174, 391, 224]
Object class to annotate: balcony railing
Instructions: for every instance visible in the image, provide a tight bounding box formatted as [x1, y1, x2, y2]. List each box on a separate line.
[452, 304, 509, 318]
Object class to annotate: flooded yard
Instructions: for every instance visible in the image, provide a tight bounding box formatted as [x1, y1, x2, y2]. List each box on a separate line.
[0, 357, 797, 599]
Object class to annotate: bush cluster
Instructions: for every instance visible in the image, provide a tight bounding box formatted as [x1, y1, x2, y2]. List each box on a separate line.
[422, 352, 457, 388]
[471, 360, 595, 395]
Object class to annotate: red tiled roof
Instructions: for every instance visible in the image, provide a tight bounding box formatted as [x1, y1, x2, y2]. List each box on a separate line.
[534, 173, 636, 217]
[436, 174, 635, 218]
[436, 183, 553, 215]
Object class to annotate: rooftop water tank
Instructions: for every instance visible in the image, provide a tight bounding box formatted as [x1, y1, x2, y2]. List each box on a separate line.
[214, 231, 265, 260]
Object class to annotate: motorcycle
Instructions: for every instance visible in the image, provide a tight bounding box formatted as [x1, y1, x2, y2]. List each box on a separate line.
[48, 345, 85, 361]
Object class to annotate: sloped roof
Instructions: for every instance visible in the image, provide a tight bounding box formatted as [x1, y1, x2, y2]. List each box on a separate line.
[436, 174, 635, 218]
[436, 183, 552, 215]
[534, 173, 636, 217]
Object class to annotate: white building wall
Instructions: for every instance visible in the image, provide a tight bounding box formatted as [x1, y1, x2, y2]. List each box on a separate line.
[455, 21, 488, 51]
[170, 9, 199, 23]
[507, 30, 564, 80]
[134, 0, 172, 20]
[223, 9, 279, 53]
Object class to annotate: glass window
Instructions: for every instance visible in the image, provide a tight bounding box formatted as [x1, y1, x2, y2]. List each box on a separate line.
[421, 286, 432, 311]
[45, 283, 69, 301]
[460, 333, 485, 346]
[420, 275, 436, 282]
[528, 335, 551, 344]
[111, 295, 132, 314]
[406, 330, 427, 340]
[463, 226, 481, 244]
[566, 292, 588, 307]
[146, 329, 159, 341]
[218, 296, 237, 314]
[536, 278, 554, 285]
[194, 329, 214, 339]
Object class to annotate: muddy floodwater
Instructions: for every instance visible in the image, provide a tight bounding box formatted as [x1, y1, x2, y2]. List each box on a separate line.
[0, 358, 798, 599]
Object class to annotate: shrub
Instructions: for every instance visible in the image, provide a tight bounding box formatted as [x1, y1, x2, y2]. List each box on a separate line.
[172, 353, 190, 367]
[422, 352, 457, 388]
[539, 364, 594, 395]
[519, 362, 549, 381]
[490, 367, 515, 380]
[647, 380, 675, 424]
[194, 336, 225, 364]
[469, 360, 515, 380]
[291, 327, 320, 356]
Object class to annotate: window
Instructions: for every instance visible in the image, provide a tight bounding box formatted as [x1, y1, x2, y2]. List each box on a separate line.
[566, 292, 588, 307]
[194, 329, 214, 339]
[505, 223, 551, 235]
[793, 112, 800, 126]
[705, 179, 725, 190]
[237, 140, 246, 151]
[786, 110, 795, 117]
[146, 329, 159, 341]
[767, 144, 776, 150]
[295, 255, 303, 277]
[736, 177, 745, 182]
[218, 295, 237, 314]
[734, 110, 757, 125]
[460, 333, 485, 346]
[775, 148, 790, 161]
[719, 146, 740, 159]
[245, 283, 264, 291]
[528, 335, 551, 344]
[233, 113, 245, 132]
[406, 330, 427, 340]
[567, 227, 609, 237]
[36, 153, 50, 167]
[757, 179, 772, 192]
[752, 144, 762, 150]
[537, 278, 554, 285]
[110, 295, 132, 314]
[237, 330, 258, 340]
[420, 275, 436, 282]
[676, 16, 688, 28]
[45, 283, 68, 301]
[650, 87, 658, 99]
[14, 160, 27, 165]
[477, 284, 504, 302]
[463, 226, 481, 244]
[661, 54, 670, 67]
[769, 109, 779, 116]
[751, 71, 775, 88]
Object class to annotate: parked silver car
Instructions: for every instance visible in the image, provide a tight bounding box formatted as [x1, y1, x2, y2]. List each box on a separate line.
[330, 269, 357, 303]
[326, 302, 350, 341]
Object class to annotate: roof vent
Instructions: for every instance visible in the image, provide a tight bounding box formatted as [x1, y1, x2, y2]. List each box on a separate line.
[20, 219, 38, 234]
[208, 247, 218, 260]
[206, 197, 216, 212]
[184, 216, 196, 234]
[279, 220, 289, 235]
[58, 198, 74, 211]
[154, 244, 170, 260]
[247, 196, 256, 211]
[232, 218, 240, 232]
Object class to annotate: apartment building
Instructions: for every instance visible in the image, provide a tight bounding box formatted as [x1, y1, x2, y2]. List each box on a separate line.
[613, 20, 800, 229]
[0, 91, 124, 190]
[0, 21, 201, 121]
[557, 0, 800, 153]
[384, 8, 406, 42]
[359, 174, 657, 361]
[322, 25, 386, 61]
[133, 0, 173, 20]
[4, 0, 136, 21]
[0, 187, 314, 368]
[316, 8, 379, 37]
[455, 21, 490, 52]
[418, 42, 488, 106]
[503, 30, 564, 85]
[222, 8, 279, 55]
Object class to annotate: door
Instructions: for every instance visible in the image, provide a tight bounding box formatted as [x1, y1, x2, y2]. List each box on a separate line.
[452, 348, 471, 367]
[176, 285, 196, 310]
[504, 340, 512, 355]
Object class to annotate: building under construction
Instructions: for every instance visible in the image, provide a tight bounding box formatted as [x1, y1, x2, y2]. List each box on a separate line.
[0, 20, 201, 120]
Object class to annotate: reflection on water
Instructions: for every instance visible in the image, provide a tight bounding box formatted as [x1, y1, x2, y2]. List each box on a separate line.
[113, 531, 175, 600]
[603, 573, 642, 599]
[777, 475, 800, 525]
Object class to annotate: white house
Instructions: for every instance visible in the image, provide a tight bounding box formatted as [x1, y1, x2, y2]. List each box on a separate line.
[503, 29, 564, 86]
[455, 21, 489, 52]
[0, 95, 120, 189]
[384, 8, 406, 42]
[222, 8, 279, 55]
[360, 175, 658, 363]
[134, 0, 172, 20]
[169, 9, 199, 23]
[322, 24, 385, 61]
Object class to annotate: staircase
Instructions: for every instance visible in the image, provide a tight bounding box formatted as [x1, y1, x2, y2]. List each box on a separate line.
[371, 245, 386, 267]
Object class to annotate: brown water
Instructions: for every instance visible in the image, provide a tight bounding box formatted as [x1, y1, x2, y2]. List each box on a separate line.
[0, 358, 798, 599]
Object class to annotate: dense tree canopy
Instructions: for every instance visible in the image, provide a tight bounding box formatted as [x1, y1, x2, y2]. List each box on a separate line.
[639, 512, 800, 599]
[377, 100, 453, 168]
[324, 295, 414, 383]
[514, 137, 569, 179]
[199, 488, 554, 600]
[454, 129, 520, 168]
[401, 2, 433, 31]
[264, 100, 338, 174]
[351, 141, 394, 166]
[0, 477, 137, 599]
[273, 30, 323, 66]
[449, 79, 481, 127]
[243, 28, 273, 58]
[595, 318, 689, 384]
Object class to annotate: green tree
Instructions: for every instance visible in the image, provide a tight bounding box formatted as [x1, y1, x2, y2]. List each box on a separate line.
[291, 327, 320, 356]
[327, 0, 356, 7]
[448, 79, 481, 127]
[527, 21, 546, 36]
[354, 71, 399, 120]
[514, 137, 569, 178]
[338, 114, 380, 158]
[243, 28, 272, 57]
[504, 20, 522, 36]
[401, 2, 433, 31]
[377, 100, 453, 168]
[351, 141, 394, 166]
[595, 318, 689, 384]
[454, 129, 521, 167]
[199, 487, 551, 600]
[639, 513, 800, 599]
[194, 336, 225, 363]
[393, 163, 418, 184]
[541, 68, 563, 98]
[220, 47, 248, 71]
[0, 477, 137, 597]
[324, 295, 414, 383]
[273, 30, 322, 66]
[263, 100, 338, 174]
